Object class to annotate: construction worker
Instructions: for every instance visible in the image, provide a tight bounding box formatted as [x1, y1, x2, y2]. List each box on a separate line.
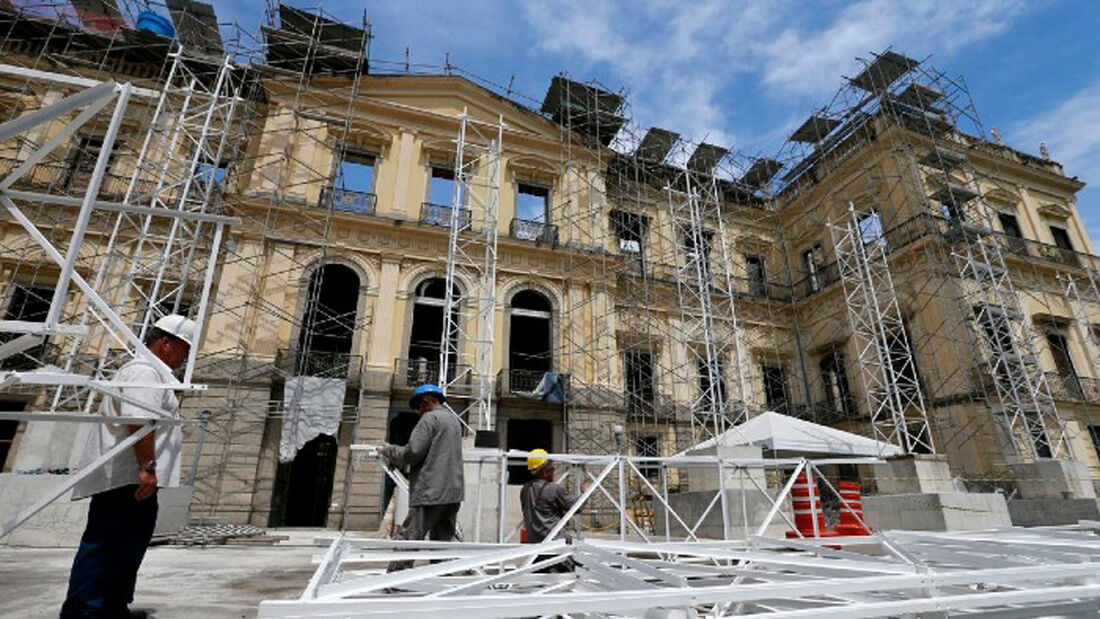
[62, 314, 196, 618]
[378, 383, 464, 571]
[520, 449, 584, 544]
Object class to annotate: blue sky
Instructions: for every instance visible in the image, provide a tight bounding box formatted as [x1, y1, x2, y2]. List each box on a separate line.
[213, 0, 1100, 244]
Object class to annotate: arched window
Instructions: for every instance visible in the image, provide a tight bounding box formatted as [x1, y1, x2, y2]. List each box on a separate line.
[407, 277, 461, 382]
[509, 289, 553, 375]
[296, 263, 359, 374]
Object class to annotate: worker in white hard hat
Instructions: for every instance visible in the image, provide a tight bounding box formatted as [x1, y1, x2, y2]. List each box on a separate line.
[63, 314, 196, 619]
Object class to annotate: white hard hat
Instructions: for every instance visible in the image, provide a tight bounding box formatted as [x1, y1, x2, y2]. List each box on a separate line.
[153, 314, 197, 348]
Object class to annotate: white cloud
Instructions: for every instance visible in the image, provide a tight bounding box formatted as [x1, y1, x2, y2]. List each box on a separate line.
[519, 0, 1029, 154]
[757, 0, 1028, 96]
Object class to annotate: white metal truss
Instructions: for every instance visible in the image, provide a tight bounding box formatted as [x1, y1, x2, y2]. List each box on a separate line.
[951, 224, 1067, 460]
[668, 169, 752, 444]
[359, 448, 876, 546]
[829, 202, 933, 454]
[439, 109, 505, 432]
[262, 518, 1100, 618]
[1062, 270, 1100, 378]
[77, 49, 244, 389]
[0, 62, 234, 536]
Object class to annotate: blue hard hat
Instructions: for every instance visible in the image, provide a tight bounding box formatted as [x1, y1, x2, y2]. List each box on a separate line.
[410, 383, 446, 410]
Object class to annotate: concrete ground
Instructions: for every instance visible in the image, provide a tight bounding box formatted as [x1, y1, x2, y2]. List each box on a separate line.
[0, 531, 328, 618]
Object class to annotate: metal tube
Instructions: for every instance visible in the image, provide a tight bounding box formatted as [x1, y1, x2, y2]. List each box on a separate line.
[187, 410, 212, 486]
[46, 83, 132, 328]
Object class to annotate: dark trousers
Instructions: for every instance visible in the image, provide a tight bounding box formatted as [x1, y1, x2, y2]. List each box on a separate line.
[61, 485, 158, 618]
[387, 503, 460, 572]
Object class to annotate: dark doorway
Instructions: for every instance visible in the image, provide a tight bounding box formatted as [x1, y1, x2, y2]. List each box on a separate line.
[407, 278, 460, 384]
[509, 290, 552, 386]
[272, 434, 338, 527]
[0, 401, 25, 470]
[507, 418, 552, 485]
[297, 264, 359, 372]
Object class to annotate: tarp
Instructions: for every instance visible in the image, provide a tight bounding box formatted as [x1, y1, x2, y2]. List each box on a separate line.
[689, 411, 903, 457]
[279, 376, 346, 462]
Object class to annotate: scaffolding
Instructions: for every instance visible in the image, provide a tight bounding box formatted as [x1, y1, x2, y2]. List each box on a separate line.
[0, 0, 1096, 555]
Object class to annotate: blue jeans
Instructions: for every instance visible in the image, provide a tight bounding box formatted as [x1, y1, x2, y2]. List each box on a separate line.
[61, 485, 158, 617]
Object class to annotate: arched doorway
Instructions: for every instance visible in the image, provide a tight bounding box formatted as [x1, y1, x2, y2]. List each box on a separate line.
[406, 277, 460, 384]
[508, 289, 552, 377]
[272, 263, 360, 527]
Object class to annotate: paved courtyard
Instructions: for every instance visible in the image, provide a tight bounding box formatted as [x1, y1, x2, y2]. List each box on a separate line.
[0, 534, 323, 618]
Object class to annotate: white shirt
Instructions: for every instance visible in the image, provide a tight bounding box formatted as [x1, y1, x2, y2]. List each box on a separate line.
[71, 359, 183, 500]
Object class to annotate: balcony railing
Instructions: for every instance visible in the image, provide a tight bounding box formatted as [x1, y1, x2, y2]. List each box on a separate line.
[275, 349, 362, 380]
[497, 368, 569, 399]
[322, 186, 376, 214]
[0, 156, 137, 200]
[394, 357, 472, 392]
[510, 218, 559, 245]
[1045, 372, 1100, 403]
[420, 202, 471, 229]
[791, 262, 841, 299]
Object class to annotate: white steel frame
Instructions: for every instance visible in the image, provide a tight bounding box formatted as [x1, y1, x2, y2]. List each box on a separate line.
[357, 447, 878, 545]
[261, 520, 1100, 617]
[0, 59, 236, 537]
[829, 202, 934, 454]
[667, 168, 752, 444]
[439, 109, 505, 432]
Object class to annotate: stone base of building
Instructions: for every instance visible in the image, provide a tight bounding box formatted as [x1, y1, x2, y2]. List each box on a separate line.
[1007, 498, 1100, 527]
[863, 492, 1012, 531]
[0, 473, 193, 547]
[865, 453, 1010, 531]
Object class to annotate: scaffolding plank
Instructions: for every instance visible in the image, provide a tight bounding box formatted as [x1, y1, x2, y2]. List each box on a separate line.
[278, 4, 365, 53]
[790, 115, 840, 143]
[686, 143, 727, 174]
[739, 157, 783, 188]
[850, 51, 920, 92]
[166, 0, 223, 56]
[540, 76, 625, 146]
[920, 147, 967, 171]
[929, 183, 979, 206]
[635, 127, 679, 163]
[896, 82, 944, 109]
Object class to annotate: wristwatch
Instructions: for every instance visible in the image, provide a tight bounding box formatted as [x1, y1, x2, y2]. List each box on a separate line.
[141, 460, 157, 473]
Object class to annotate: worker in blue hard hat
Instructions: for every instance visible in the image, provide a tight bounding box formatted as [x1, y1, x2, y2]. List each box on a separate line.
[378, 383, 464, 571]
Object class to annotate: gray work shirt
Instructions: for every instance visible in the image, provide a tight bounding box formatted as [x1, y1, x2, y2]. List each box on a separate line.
[520, 478, 576, 543]
[386, 406, 464, 506]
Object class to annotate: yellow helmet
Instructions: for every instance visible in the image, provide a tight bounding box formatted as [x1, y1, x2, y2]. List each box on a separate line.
[527, 448, 550, 471]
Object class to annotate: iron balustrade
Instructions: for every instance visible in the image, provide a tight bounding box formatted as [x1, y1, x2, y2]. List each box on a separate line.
[510, 218, 559, 245]
[276, 349, 362, 380]
[1044, 371, 1100, 403]
[420, 202, 471, 228]
[322, 186, 376, 214]
[394, 357, 472, 392]
[497, 368, 569, 398]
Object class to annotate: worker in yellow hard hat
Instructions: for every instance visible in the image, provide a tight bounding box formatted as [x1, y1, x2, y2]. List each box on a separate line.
[519, 448, 586, 552]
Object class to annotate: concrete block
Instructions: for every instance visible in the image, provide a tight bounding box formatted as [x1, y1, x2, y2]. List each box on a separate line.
[1011, 459, 1096, 500]
[1008, 498, 1100, 527]
[0, 473, 193, 547]
[872, 454, 955, 495]
[863, 491, 1011, 532]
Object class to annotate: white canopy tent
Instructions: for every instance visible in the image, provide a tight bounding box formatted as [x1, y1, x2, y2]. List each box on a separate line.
[686, 411, 903, 457]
